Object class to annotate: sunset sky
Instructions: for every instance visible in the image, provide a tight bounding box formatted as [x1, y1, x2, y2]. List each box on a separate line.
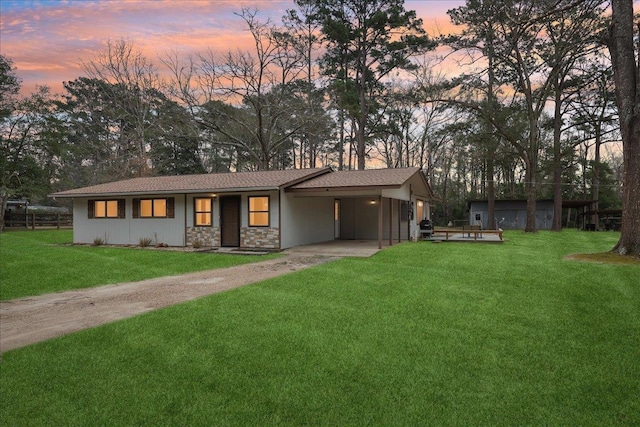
[1, 0, 464, 95]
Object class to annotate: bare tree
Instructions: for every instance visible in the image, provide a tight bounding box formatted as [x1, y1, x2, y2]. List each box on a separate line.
[164, 8, 311, 170]
[82, 39, 162, 177]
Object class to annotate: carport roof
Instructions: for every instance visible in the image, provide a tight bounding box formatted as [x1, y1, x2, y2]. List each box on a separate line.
[287, 167, 426, 191]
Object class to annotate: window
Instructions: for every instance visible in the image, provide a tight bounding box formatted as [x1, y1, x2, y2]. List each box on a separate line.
[194, 198, 212, 226]
[248, 196, 269, 227]
[133, 198, 174, 218]
[140, 199, 166, 217]
[416, 200, 424, 223]
[89, 199, 125, 219]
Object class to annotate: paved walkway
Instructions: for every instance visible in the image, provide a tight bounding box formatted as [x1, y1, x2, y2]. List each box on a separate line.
[0, 240, 387, 353]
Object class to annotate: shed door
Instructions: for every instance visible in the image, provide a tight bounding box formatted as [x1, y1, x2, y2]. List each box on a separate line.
[220, 196, 240, 247]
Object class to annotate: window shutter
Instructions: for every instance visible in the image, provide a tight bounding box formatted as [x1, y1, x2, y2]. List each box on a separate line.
[132, 198, 139, 218]
[88, 200, 94, 219]
[118, 199, 126, 218]
[167, 197, 175, 218]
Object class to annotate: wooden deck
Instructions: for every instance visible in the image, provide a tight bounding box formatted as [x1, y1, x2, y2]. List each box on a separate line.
[427, 227, 504, 243]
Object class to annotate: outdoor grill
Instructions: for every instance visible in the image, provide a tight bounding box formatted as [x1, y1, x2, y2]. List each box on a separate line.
[419, 219, 432, 239]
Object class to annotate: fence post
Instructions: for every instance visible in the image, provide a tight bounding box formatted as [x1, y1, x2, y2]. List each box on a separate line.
[57, 213, 60, 230]
[31, 213, 36, 230]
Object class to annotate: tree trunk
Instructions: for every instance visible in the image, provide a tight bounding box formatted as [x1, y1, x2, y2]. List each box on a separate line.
[608, 0, 640, 256]
[592, 126, 602, 230]
[356, 99, 367, 170]
[486, 154, 496, 229]
[551, 76, 563, 231]
[0, 194, 7, 232]
[525, 157, 538, 232]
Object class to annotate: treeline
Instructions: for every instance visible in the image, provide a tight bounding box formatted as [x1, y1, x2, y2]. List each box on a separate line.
[0, 0, 621, 229]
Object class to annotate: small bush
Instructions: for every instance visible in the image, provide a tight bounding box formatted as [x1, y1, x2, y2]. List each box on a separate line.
[139, 237, 153, 247]
[93, 237, 104, 246]
[192, 238, 202, 249]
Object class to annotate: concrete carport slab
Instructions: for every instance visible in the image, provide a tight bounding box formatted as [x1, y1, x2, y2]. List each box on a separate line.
[285, 239, 391, 257]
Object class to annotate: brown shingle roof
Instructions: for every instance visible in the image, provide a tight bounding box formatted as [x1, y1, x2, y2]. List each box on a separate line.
[51, 168, 331, 197]
[288, 167, 422, 190]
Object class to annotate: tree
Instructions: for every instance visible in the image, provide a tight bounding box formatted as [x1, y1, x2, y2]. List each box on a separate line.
[570, 55, 618, 229]
[0, 55, 20, 120]
[148, 95, 206, 176]
[282, 1, 333, 168]
[539, 1, 605, 231]
[606, 0, 640, 256]
[165, 9, 312, 170]
[446, 0, 503, 228]
[314, 0, 434, 170]
[1, 85, 61, 229]
[81, 39, 163, 178]
[446, 0, 604, 232]
[1, 56, 64, 228]
[0, 54, 21, 228]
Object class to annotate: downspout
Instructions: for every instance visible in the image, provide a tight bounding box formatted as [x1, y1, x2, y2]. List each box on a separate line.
[278, 189, 282, 250]
[378, 195, 383, 249]
[408, 184, 412, 241]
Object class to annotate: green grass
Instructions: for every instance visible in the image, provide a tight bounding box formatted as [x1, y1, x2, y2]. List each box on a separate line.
[0, 230, 278, 301]
[1, 230, 639, 425]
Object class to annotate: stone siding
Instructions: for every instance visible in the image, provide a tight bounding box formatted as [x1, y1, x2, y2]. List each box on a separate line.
[186, 226, 219, 247]
[241, 227, 279, 249]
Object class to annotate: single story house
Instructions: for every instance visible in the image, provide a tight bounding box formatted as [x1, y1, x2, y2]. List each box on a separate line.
[50, 167, 435, 250]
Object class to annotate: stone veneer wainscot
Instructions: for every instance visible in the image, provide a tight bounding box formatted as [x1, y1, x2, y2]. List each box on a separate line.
[241, 227, 279, 249]
[186, 226, 220, 247]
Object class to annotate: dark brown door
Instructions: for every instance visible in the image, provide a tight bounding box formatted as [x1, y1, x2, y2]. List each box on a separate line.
[220, 196, 240, 247]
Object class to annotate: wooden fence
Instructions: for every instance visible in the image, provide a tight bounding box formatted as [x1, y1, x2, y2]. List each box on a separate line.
[3, 213, 73, 230]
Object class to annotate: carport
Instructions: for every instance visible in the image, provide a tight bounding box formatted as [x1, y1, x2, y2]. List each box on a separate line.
[285, 168, 435, 249]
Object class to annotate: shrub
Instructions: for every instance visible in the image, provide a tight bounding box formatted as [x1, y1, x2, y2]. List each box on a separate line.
[92, 236, 104, 246]
[139, 237, 153, 247]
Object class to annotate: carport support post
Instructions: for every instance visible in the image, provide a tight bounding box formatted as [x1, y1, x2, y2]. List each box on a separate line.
[398, 199, 401, 243]
[378, 195, 383, 249]
[388, 198, 393, 247]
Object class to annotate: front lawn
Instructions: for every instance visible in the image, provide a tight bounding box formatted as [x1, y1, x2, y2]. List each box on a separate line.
[1, 230, 639, 425]
[0, 230, 278, 301]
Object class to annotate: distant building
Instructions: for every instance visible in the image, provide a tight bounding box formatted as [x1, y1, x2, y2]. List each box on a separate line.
[468, 199, 555, 230]
[4, 199, 29, 214]
[468, 199, 603, 230]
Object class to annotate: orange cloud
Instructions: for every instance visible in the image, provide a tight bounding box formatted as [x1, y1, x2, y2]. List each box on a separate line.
[1, 0, 463, 95]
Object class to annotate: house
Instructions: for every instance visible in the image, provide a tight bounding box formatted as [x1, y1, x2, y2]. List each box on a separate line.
[50, 167, 435, 250]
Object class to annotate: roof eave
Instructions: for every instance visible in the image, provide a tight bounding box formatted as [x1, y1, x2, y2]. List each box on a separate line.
[286, 184, 402, 193]
[49, 186, 283, 198]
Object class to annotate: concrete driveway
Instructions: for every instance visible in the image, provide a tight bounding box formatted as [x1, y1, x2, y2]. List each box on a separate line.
[1, 240, 393, 354]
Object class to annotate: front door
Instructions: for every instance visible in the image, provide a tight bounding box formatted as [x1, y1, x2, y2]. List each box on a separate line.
[220, 196, 240, 247]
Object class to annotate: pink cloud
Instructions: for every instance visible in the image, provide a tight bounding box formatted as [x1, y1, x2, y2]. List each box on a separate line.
[1, 0, 463, 95]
